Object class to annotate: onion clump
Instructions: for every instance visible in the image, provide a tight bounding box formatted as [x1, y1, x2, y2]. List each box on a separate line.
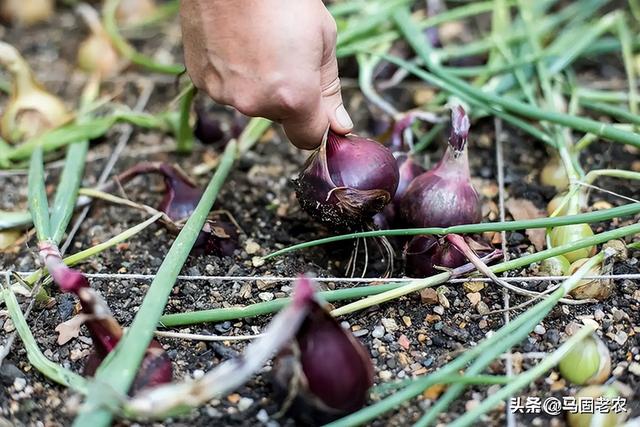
[0, 41, 70, 143]
[76, 4, 124, 79]
[400, 106, 481, 228]
[294, 130, 399, 228]
[0, 0, 53, 26]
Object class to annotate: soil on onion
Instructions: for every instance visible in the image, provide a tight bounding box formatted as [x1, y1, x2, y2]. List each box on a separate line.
[1, 6, 639, 427]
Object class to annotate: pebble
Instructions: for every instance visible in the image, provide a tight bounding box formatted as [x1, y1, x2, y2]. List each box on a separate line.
[402, 316, 412, 327]
[244, 239, 261, 255]
[534, 325, 546, 335]
[0, 363, 24, 386]
[614, 331, 628, 345]
[545, 329, 560, 345]
[628, 362, 640, 376]
[476, 301, 490, 315]
[13, 377, 26, 392]
[256, 409, 270, 423]
[594, 309, 605, 321]
[398, 334, 410, 350]
[215, 321, 232, 333]
[372, 326, 385, 338]
[238, 397, 254, 411]
[381, 318, 399, 333]
[478, 319, 488, 329]
[353, 329, 369, 338]
[258, 292, 274, 302]
[252, 256, 265, 267]
[420, 288, 439, 305]
[433, 306, 445, 315]
[192, 369, 205, 379]
[464, 282, 485, 293]
[379, 370, 392, 381]
[466, 292, 481, 306]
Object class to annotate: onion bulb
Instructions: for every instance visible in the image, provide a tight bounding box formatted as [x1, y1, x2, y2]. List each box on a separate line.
[568, 258, 612, 301]
[536, 255, 571, 276]
[0, 41, 70, 143]
[400, 106, 481, 228]
[566, 385, 627, 427]
[76, 4, 124, 79]
[540, 156, 569, 191]
[549, 224, 595, 263]
[0, 0, 53, 26]
[294, 130, 399, 228]
[115, 0, 157, 27]
[273, 277, 373, 423]
[116, 162, 238, 256]
[558, 333, 611, 385]
[404, 235, 466, 277]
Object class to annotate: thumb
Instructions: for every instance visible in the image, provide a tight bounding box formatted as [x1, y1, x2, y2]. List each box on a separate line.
[320, 54, 353, 135]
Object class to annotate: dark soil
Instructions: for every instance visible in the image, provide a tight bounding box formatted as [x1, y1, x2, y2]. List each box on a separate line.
[1, 4, 639, 427]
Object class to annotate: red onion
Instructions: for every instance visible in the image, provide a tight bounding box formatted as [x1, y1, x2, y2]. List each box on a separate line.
[400, 106, 481, 228]
[116, 162, 238, 256]
[56, 267, 172, 394]
[294, 131, 399, 228]
[404, 235, 466, 277]
[273, 277, 374, 423]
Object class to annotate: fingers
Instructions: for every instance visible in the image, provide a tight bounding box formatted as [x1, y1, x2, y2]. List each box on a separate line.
[320, 54, 353, 135]
[280, 93, 330, 150]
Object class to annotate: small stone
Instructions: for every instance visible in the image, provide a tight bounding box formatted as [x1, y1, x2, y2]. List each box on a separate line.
[372, 325, 385, 338]
[633, 290, 640, 302]
[252, 256, 265, 267]
[594, 309, 605, 321]
[466, 292, 481, 306]
[256, 409, 270, 423]
[433, 306, 445, 315]
[244, 239, 261, 255]
[425, 314, 441, 323]
[353, 329, 369, 338]
[628, 362, 640, 376]
[478, 319, 488, 329]
[379, 370, 392, 381]
[238, 397, 254, 411]
[465, 399, 480, 412]
[402, 316, 412, 327]
[398, 334, 410, 350]
[463, 282, 485, 293]
[381, 318, 399, 333]
[258, 292, 274, 302]
[227, 393, 241, 404]
[420, 288, 439, 305]
[476, 301, 490, 315]
[534, 325, 546, 335]
[13, 377, 26, 392]
[193, 369, 205, 379]
[438, 293, 450, 309]
[614, 331, 628, 345]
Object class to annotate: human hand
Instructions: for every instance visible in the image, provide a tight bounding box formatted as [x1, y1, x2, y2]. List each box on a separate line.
[180, 0, 353, 150]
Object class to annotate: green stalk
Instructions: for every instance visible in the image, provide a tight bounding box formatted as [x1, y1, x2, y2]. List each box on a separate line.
[616, 14, 638, 117]
[27, 147, 52, 242]
[6, 111, 170, 163]
[449, 322, 597, 427]
[72, 141, 238, 427]
[390, 9, 640, 147]
[237, 117, 272, 155]
[50, 141, 88, 243]
[2, 285, 88, 392]
[0, 210, 33, 230]
[175, 84, 196, 154]
[23, 213, 163, 287]
[579, 99, 640, 127]
[102, 0, 185, 75]
[265, 203, 640, 259]
[161, 221, 640, 327]
[329, 252, 605, 427]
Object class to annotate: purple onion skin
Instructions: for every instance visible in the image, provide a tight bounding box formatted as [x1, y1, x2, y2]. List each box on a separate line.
[194, 105, 226, 146]
[295, 131, 399, 228]
[192, 219, 238, 257]
[394, 153, 425, 204]
[404, 235, 466, 277]
[273, 300, 374, 423]
[57, 268, 173, 394]
[117, 162, 238, 256]
[156, 163, 204, 222]
[399, 106, 481, 228]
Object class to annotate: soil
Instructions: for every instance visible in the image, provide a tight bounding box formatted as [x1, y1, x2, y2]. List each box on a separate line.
[1, 4, 640, 427]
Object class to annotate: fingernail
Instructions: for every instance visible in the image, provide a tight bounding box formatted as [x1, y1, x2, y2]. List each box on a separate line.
[335, 104, 353, 129]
